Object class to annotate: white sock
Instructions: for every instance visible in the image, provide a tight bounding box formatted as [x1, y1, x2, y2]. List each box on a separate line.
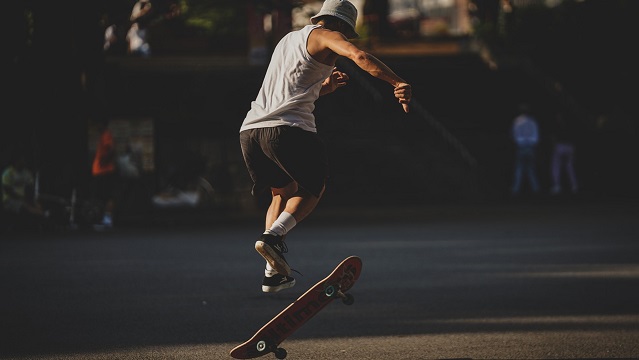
[267, 211, 297, 236]
[265, 262, 277, 277]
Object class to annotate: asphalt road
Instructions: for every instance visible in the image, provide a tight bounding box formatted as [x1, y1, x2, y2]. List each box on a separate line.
[2, 198, 638, 360]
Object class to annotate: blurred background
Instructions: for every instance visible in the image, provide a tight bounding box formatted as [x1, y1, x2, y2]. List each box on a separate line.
[2, 0, 637, 228]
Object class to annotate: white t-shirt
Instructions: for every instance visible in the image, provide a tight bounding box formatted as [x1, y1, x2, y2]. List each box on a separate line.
[240, 25, 334, 133]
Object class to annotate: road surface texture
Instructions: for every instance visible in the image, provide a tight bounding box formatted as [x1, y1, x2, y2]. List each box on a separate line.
[2, 198, 638, 359]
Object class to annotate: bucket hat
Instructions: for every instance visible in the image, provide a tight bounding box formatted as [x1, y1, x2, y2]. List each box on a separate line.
[310, 0, 359, 39]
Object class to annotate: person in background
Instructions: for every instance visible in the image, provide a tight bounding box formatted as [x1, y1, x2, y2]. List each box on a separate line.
[511, 102, 540, 196]
[550, 112, 578, 195]
[239, 0, 411, 293]
[91, 117, 117, 229]
[2, 150, 48, 221]
[127, 0, 153, 57]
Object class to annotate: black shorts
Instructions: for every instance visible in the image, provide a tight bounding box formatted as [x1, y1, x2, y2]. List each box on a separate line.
[240, 126, 328, 198]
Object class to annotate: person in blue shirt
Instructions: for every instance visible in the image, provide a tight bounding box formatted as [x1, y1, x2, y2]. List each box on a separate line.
[511, 103, 541, 195]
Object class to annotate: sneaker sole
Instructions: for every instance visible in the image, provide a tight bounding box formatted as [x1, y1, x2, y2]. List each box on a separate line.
[262, 278, 296, 293]
[255, 241, 291, 276]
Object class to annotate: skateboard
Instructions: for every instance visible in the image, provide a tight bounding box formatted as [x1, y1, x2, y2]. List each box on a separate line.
[229, 255, 363, 359]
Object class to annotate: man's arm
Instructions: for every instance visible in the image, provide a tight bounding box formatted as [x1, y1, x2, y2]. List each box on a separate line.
[320, 68, 349, 96]
[319, 30, 411, 112]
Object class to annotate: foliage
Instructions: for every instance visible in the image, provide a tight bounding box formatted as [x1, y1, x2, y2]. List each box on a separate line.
[180, 0, 245, 37]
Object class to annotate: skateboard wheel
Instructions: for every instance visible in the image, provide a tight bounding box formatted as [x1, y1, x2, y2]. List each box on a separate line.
[274, 347, 287, 359]
[342, 293, 355, 305]
[256, 340, 267, 352]
[325, 285, 336, 297]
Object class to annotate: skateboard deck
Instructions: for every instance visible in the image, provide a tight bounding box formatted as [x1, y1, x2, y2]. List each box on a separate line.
[229, 255, 363, 359]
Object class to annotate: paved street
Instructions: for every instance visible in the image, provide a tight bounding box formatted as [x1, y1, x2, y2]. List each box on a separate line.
[1, 198, 638, 359]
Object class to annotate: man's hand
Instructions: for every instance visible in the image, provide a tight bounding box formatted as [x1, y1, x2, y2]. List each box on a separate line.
[320, 68, 349, 96]
[394, 83, 411, 113]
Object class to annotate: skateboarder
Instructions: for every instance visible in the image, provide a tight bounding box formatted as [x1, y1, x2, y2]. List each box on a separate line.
[240, 0, 411, 293]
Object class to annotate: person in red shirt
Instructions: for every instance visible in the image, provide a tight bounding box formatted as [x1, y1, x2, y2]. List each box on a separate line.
[92, 117, 117, 228]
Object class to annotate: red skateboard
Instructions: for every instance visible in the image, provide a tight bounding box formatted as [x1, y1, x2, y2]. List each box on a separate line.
[229, 255, 363, 359]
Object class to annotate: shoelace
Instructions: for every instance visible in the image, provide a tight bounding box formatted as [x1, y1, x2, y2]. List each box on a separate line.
[291, 268, 303, 276]
[272, 239, 300, 275]
[277, 243, 301, 275]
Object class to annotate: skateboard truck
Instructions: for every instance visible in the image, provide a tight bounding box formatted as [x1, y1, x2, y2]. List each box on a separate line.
[255, 340, 287, 359]
[324, 284, 354, 305]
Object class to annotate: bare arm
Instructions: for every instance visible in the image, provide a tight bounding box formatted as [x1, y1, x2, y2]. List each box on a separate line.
[320, 68, 349, 96]
[317, 30, 412, 112]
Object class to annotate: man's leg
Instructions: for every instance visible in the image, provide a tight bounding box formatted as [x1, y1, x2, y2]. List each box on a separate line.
[258, 184, 324, 277]
[512, 150, 524, 195]
[551, 146, 562, 194]
[527, 158, 540, 193]
[565, 146, 578, 193]
[265, 181, 298, 230]
[266, 182, 324, 233]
